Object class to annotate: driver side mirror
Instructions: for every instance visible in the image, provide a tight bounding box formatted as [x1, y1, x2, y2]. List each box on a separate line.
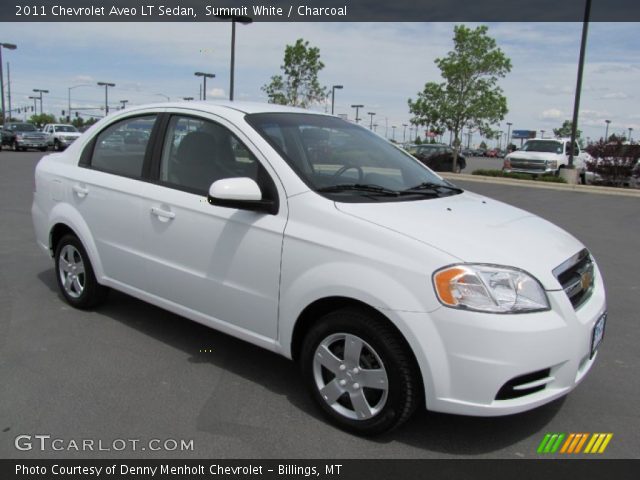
[207, 177, 277, 215]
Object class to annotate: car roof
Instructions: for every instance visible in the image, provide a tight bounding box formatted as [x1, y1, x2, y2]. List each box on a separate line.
[122, 100, 328, 116]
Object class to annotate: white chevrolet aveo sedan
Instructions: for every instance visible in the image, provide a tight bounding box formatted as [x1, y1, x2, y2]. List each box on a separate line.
[32, 102, 607, 435]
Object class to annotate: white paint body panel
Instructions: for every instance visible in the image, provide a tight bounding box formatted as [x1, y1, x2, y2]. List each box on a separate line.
[32, 102, 607, 417]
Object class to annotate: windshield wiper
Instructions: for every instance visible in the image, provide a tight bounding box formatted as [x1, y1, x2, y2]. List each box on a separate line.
[317, 184, 401, 196]
[403, 182, 463, 194]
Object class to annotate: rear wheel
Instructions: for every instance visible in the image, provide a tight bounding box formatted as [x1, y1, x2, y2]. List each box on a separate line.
[300, 308, 421, 435]
[54, 234, 108, 309]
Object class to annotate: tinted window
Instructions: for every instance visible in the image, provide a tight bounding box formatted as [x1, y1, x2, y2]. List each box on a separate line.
[91, 116, 156, 177]
[159, 115, 262, 194]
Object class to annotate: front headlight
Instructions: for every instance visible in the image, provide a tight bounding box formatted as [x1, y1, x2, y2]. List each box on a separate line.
[433, 264, 549, 313]
[546, 160, 558, 169]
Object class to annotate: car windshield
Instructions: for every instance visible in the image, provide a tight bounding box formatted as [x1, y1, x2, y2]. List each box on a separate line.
[521, 140, 563, 154]
[246, 113, 461, 202]
[12, 123, 37, 132]
[56, 125, 78, 132]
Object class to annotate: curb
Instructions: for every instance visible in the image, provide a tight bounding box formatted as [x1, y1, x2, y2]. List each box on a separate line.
[440, 173, 640, 198]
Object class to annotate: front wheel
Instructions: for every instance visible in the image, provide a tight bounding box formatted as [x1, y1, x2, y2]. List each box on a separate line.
[300, 308, 421, 435]
[54, 234, 108, 309]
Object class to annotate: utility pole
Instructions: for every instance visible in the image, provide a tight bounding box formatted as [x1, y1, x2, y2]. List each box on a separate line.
[350, 104, 363, 124]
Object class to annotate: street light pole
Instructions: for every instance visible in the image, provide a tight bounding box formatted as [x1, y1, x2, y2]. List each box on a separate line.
[604, 119, 611, 142]
[506, 122, 512, 151]
[120, 100, 129, 109]
[350, 104, 363, 124]
[195, 72, 215, 100]
[331, 85, 343, 115]
[402, 123, 408, 142]
[97, 82, 115, 115]
[367, 112, 376, 130]
[68, 84, 92, 122]
[216, 14, 252, 101]
[28, 96, 37, 115]
[32, 89, 49, 115]
[628, 127, 633, 143]
[391, 125, 397, 142]
[0, 42, 17, 125]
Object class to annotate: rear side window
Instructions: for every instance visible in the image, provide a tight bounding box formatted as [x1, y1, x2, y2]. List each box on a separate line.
[91, 115, 156, 178]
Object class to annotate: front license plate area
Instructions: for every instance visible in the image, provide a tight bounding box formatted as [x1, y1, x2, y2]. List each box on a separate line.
[590, 312, 607, 358]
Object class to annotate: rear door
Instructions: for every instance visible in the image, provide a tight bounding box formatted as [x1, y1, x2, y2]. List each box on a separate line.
[72, 112, 160, 291]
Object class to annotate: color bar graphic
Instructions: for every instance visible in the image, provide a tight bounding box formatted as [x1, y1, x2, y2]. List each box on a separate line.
[538, 433, 613, 454]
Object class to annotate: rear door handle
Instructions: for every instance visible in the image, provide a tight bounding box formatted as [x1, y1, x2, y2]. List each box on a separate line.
[72, 184, 89, 197]
[151, 206, 176, 220]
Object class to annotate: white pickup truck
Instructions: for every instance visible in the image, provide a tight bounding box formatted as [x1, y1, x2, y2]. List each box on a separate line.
[503, 138, 593, 182]
[42, 124, 82, 151]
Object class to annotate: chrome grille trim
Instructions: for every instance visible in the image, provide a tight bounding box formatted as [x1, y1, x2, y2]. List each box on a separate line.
[553, 249, 594, 309]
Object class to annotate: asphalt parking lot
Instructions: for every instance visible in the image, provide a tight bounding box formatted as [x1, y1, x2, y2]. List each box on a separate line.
[1, 150, 638, 459]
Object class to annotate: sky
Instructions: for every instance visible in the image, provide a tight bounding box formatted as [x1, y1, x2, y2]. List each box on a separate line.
[1, 21, 639, 146]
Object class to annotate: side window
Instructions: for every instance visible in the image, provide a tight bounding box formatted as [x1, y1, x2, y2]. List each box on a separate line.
[91, 115, 156, 178]
[159, 115, 263, 194]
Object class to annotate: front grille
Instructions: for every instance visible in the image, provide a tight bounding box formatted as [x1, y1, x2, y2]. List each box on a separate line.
[510, 159, 547, 171]
[496, 368, 552, 400]
[553, 249, 595, 309]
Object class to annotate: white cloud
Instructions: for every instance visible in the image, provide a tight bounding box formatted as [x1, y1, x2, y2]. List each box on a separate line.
[71, 75, 94, 83]
[600, 92, 630, 100]
[536, 85, 573, 96]
[540, 108, 564, 120]
[207, 88, 226, 99]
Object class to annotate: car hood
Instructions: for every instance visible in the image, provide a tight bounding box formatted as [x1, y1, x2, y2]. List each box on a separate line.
[335, 191, 583, 290]
[507, 151, 563, 160]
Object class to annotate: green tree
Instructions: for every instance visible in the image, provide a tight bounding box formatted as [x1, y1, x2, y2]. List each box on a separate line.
[408, 25, 511, 171]
[553, 120, 582, 139]
[29, 113, 56, 127]
[262, 38, 327, 108]
[479, 141, 488, 150]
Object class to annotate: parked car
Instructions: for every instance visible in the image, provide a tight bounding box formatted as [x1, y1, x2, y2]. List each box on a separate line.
[410, 144, 466, 172]
[503, 138, 590, 179]
[42, 123, 82, 151]
[32, 102, 606, 435]
[1, 122, 48, 151]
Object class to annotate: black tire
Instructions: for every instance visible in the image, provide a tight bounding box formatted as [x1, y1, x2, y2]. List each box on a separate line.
[54, 234, 108, 309]
[300, 308, 421, 436]
[39, 147, 48, 152]
[54, 140, 60, 151]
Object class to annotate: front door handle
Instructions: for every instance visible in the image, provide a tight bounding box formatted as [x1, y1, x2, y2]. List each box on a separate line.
[72, 184, 89, 197]
[151, 206, 176, 220]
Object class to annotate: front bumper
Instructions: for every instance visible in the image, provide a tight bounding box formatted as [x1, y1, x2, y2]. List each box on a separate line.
[17, 139, 48, 148]
[393, 265, 606, 416]
[504, 167, 556, 175]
